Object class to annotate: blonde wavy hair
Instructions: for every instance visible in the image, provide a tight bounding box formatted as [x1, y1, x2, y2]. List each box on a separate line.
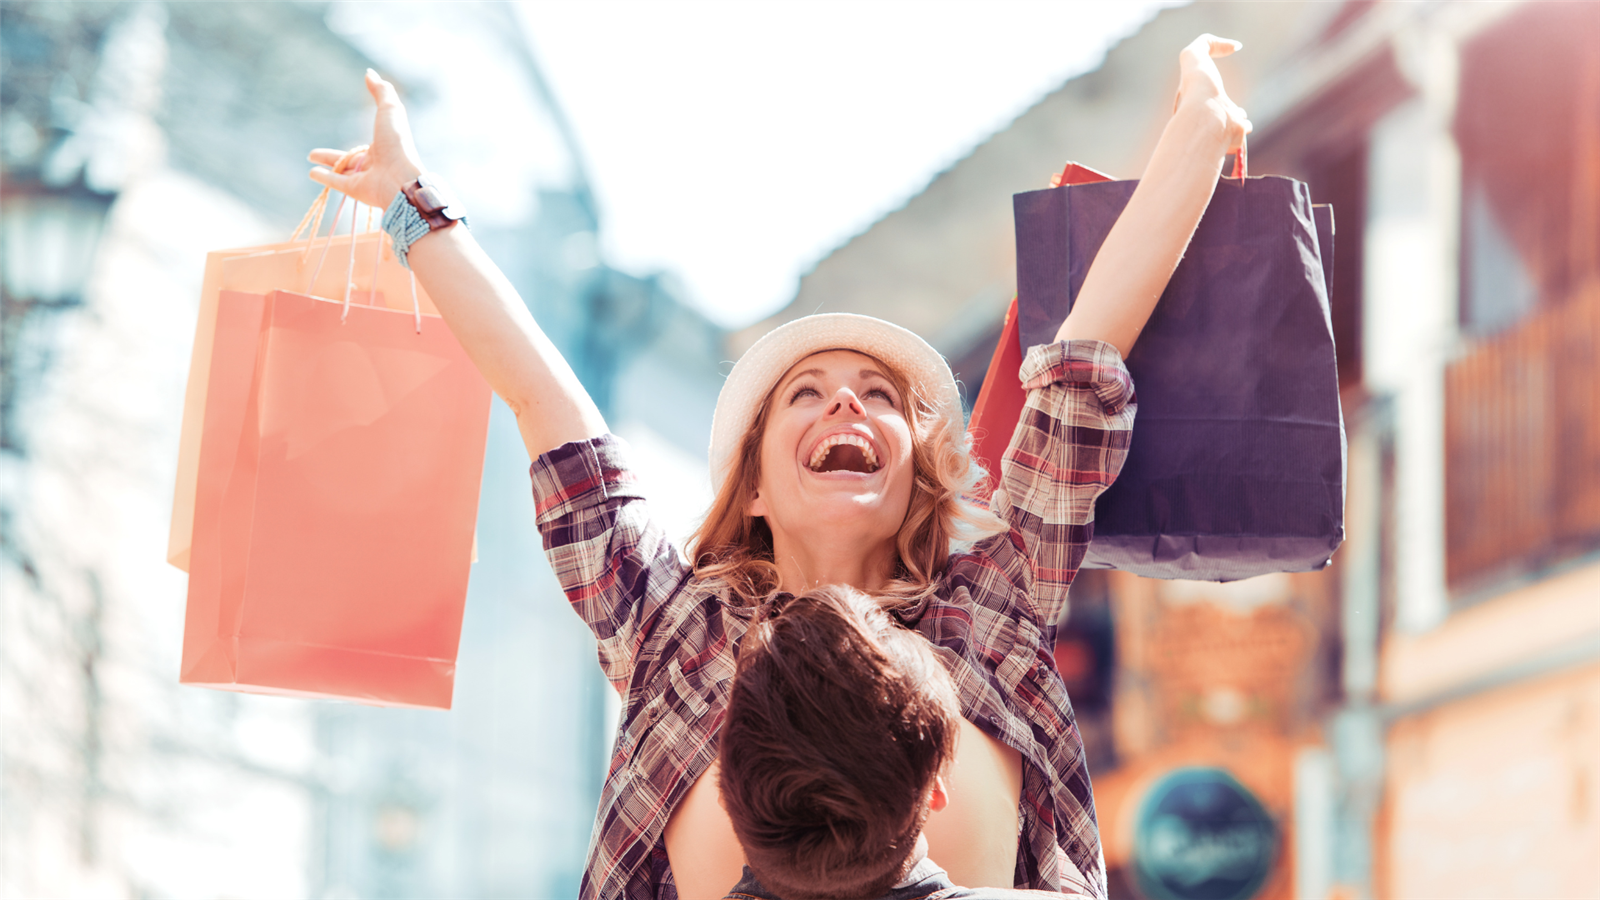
[689, 352, 1008, 606]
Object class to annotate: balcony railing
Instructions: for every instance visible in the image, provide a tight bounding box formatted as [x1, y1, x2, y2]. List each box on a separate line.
[1446, 282, 1600, 590]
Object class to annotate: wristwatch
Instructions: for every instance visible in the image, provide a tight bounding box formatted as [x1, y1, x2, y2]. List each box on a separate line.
[383, 174, 468, 269]
[400, 174, 467, 230]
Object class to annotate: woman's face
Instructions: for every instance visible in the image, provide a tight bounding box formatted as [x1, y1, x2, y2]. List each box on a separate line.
[750, 350, 916, 549]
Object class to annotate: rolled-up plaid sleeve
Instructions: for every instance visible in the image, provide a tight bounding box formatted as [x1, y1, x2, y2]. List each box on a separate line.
[530, 434, 691, 693]
[987, 339, 1136, 628]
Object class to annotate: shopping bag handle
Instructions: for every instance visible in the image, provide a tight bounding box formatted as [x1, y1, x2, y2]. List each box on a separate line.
[1045, 148, 1244, 188]
[290, 146, 367, 244]
[290, 146, 425, 333]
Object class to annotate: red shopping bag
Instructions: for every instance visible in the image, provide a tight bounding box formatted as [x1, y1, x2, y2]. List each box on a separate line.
[968, 163, 1112, 496]
[180, 288, 491, 708]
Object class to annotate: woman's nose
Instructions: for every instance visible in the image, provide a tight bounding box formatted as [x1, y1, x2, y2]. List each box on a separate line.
[826, 388, 864, 418]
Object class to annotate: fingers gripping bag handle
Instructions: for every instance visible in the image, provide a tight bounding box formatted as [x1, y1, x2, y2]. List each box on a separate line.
[296, 147, 423, 332]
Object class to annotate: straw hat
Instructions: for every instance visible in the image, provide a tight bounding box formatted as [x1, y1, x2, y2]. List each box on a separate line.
[708, 313, 963, 493]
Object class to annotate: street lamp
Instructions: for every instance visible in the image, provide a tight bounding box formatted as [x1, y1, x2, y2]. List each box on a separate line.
[0, 175, 118, 452]
[1, 178, 116, 304]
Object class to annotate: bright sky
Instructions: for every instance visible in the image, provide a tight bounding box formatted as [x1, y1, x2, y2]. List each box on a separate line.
[517, 0, 1183, 329]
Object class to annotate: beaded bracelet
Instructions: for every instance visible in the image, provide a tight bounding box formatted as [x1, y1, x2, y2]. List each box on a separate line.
[381, 189, 437, 270]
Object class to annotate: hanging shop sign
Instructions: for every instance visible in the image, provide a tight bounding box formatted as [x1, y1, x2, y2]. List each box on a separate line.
[1133, 767, 1277, 900]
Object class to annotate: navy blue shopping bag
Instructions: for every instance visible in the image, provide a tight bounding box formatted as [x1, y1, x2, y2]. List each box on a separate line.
[1013, 172, 1344, 581]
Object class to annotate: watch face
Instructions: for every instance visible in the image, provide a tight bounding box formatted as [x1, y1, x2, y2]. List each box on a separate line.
[412, 183, 446, 214]
[410, 177, 465, 220]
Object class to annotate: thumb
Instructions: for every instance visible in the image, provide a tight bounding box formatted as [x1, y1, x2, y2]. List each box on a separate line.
[366, 68, 400, 108]
[365, 69, 415, 152]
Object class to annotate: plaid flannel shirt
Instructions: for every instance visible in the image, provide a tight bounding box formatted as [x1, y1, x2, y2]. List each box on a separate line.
[531, 339, 1136, 900]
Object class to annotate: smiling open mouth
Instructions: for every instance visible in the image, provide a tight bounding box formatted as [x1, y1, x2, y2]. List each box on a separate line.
[807, 434, 881, 474]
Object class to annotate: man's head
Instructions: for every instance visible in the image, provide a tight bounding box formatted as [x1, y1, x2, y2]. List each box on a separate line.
[718, 585, 959, 900]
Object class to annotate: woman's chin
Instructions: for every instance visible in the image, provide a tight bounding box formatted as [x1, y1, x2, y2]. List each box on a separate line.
[800, 474, 884, 504]
[791, 488, 903, 531]
[766, 464, 911, 533]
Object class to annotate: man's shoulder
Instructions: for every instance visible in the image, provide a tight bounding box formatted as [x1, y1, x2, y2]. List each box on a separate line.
[721, 860, 1091, 900]
[892, 859, 1089, 900]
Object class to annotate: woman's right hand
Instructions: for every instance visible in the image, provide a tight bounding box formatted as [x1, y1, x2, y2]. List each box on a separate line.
[306, 73, 610, 460]
[308, 69, 424, 209]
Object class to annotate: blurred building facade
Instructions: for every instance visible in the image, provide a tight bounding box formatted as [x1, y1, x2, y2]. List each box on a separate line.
[7, 1, 1596, 898]
[1250, 3, 1600, 897]
[741, 1, 1599, 897]
[1, 2, 719, 897]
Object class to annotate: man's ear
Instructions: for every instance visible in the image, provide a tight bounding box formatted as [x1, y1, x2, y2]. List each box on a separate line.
[928, 775, 949, 813]
[748, 491, 767, 518]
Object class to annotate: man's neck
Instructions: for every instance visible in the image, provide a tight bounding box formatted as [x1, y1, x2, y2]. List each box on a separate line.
[727, 835, 947, 900]
[891, 833, 932, 887]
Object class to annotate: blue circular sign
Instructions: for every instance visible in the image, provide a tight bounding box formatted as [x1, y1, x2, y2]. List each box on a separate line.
[1133, 767, 1277, 900]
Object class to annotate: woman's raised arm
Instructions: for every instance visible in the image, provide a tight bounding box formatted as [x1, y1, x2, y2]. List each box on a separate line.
[308, 70, 607, 461]
[1056, 35, 1253, 358]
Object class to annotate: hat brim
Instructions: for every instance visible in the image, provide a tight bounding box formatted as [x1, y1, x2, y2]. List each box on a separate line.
[709, 314, 963, 493]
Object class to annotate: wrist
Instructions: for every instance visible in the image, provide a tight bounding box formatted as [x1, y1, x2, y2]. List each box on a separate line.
[380, 161, 424, 206]
[1168, 100, 1232, 165]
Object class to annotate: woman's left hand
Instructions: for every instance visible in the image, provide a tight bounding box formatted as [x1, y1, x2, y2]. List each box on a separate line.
[1056, 34, 1253, 356]
[1174, 34, 1252, 156]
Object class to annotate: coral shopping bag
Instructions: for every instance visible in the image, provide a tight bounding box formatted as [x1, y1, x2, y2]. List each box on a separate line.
[168, 188, 442, 571]
[180, 288, 490, 708]
[1009, 154, 1344, 581]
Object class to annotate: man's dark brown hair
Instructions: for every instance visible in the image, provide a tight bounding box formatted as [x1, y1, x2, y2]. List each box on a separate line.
[718, 585, 960, 900]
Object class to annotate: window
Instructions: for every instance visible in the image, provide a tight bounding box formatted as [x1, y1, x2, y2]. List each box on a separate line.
[1454, 2, 1600, 333]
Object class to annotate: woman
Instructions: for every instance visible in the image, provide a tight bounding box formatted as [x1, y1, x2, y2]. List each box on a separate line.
[310, 34, 1249, 899]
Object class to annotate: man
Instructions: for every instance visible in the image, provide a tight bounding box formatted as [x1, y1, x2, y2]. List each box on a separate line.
[718, 586, 1082, 899]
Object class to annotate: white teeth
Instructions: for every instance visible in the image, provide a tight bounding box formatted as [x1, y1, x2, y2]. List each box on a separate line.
[807, 433, 879, 471]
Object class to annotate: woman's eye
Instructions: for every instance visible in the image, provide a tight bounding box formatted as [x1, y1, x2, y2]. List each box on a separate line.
[865, 388, 895, 404]
[788, 386, 821, 403]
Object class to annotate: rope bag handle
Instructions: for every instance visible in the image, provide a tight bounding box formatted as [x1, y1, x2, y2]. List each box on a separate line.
[291, 145, 423, 333]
